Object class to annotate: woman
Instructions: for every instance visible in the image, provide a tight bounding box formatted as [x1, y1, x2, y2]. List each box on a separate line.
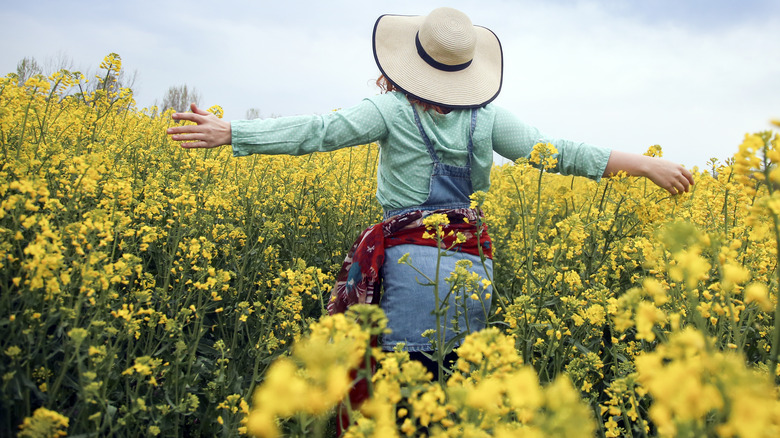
[167, 7, 693, 372]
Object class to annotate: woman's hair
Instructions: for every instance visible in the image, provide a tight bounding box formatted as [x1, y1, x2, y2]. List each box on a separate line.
[376, 75, 451, 114]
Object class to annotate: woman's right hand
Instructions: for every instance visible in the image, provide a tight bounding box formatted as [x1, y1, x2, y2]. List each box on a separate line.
[167, 103, 232, 149]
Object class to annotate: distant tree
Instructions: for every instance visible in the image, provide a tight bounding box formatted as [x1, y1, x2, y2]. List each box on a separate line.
[244, 108, 283, 120]
[246, 107, 262, 120]
[157, 85, 201, 113]
[16, 57, 42, 85]
[42, 52, 75, 76]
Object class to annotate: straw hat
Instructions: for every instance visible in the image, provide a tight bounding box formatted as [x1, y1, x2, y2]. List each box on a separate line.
[373, 7, 503, 108]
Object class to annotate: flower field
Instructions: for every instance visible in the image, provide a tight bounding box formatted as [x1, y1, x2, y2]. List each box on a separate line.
[2, 54, 780, 437]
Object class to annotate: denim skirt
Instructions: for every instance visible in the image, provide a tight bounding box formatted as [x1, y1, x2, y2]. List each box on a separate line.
[379, 243, 493, 352]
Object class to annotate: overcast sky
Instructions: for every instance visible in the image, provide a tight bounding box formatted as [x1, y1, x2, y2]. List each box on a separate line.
[2, 0, 779, 169]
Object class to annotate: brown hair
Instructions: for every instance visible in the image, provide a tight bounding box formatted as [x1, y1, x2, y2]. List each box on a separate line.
[376, 75, 452, 114]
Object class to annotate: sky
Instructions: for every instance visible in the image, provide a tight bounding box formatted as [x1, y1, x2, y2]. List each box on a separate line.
[2, 0, 779, 169]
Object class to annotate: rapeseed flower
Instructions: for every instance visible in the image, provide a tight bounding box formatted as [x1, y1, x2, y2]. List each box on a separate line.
[529, 142, 559, 170]
[17, 408, 69, 438]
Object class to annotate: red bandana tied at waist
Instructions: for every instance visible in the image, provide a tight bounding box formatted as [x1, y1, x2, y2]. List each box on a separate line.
[327, 207, 492, 316]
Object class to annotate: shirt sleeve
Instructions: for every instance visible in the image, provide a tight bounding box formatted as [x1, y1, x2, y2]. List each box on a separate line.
[230, 98, 388, 157]
[491, 106, 612, 181]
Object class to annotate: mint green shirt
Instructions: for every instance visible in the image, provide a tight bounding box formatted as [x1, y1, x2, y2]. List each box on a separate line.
[231, 92, 611, 210]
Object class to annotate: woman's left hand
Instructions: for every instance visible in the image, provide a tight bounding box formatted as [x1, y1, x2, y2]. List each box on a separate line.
[167, 103, 231, 149]
[603, 150, 694, 196]
[643, 157, 695, 195]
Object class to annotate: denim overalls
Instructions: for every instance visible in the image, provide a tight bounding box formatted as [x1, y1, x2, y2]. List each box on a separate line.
[380, 105, 494, 352]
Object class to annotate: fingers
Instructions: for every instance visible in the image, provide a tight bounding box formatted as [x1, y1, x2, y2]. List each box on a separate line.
[167, 104, 210, 135]
[653, 160, 694, 196]
[171, 111, 202, 124]
[166, 124, 200, 135]
[668, 168, 694, 196]
[171, 103, 210, 123]
[676, 166, 694, 193]
[171, 130, 219, 149]
[670, 180, 686, 195]
[166, 115, 206, 144]
[669, 176, 687, 195]
[180, 140, 218, 149]
[664, 181, 681, 196]
[190, 103, 210, 115]
[672, 176, 687, 195]
[168, 132, 203, 142]
[682, 167, 695, 186]
[168, 131, 221, 148]
[166, 106, 231, 149]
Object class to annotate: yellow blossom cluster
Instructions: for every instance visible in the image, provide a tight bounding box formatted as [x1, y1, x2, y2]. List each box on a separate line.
[257, 319, 596, 437]
[636, 328, 780, 437]
[528, 142, 559, 170]
[246, 311, 371, 437]
[16, 407, 69, 438]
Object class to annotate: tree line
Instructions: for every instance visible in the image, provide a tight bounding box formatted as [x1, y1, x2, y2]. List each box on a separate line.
[11, 55, 273, 119]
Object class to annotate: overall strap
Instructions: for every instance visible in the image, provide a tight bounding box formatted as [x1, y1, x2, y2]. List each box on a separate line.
[410, 104, 479, 167]
[466, 108, 477, 168]
[410, 104, 439, 164]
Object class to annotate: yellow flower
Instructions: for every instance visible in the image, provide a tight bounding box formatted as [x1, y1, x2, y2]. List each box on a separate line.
[644, 144, 663, 157]
[744, 283, 773, 312]
[68, 328, 88, 347]
[247, 311, 372, 436]
[465, 376, 504, 414]
[583, 304, 606, 326]
[208, 105, 225, 118]
[635, 327, 780, 437]
[642, 278, 668, 306]
[669, 247, 711, 290]
[17, 408, 69, 438]
[529, 142, 559, 170]
[504, 367, 543, 418]
[5, 346, 21, 359]
[721, 262, 750, 289]
[422, 213, 449, 228]
[635, 302, 665, 342]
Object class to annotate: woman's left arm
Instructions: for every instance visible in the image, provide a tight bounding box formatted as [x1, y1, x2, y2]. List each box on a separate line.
[603, 150, 694, 195]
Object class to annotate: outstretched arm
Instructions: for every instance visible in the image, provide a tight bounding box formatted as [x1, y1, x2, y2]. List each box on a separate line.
[603, 150, 694, 195]
[167, 103, 232, 149]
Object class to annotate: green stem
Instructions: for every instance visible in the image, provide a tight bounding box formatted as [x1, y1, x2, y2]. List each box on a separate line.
[434, 234, 445, 385]
[16, 85, 39, 161]
[757, 137, 780, 381]
[768, 211, 780, 381]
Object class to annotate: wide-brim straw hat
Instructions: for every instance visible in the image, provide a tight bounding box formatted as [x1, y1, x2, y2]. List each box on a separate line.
[373, 7, 503, 109]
